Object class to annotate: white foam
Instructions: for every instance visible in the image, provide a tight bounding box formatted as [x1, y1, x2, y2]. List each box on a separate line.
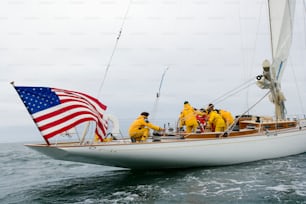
[266, 185, 292, 192]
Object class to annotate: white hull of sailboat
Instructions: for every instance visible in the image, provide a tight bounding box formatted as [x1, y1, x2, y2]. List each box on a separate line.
[26, 127, 306, 170]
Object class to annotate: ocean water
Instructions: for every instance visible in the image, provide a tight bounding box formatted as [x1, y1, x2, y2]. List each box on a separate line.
[1, 142, 306, 204]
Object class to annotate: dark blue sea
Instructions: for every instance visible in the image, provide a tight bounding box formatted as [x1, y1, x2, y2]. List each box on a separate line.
[1, 142, 306, 204]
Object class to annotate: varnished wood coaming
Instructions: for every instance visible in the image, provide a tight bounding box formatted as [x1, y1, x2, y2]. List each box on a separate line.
[25, 120, 298, 147]
[183, 120, 297, 139]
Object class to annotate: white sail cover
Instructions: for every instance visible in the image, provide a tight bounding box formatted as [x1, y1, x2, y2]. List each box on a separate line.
[268, 0, 295, 81]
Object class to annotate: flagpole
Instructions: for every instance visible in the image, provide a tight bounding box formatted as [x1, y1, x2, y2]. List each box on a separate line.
[10, 82, 50, 145]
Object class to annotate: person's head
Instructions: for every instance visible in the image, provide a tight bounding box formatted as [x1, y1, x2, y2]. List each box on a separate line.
[140, 112, 149, 118]
[184, 101, 189, 105]
[207, 103, 214, 110]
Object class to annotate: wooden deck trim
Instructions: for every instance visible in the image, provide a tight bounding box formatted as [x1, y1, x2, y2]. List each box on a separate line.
[24, 125, 301, 148]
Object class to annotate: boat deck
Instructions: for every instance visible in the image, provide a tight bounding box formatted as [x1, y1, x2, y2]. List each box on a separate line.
[25, 119, 302, 148]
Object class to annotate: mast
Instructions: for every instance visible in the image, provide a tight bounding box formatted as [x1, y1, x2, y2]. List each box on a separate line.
[257, 0, 296, 120]
[266, 0, 284, 120]
[267, 0, 274, 60]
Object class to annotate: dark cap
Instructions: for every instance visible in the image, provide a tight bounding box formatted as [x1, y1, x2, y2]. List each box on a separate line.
[208, 103, 214, 108]
[184, 101, 189, 104]
[141, 112, 149, 117]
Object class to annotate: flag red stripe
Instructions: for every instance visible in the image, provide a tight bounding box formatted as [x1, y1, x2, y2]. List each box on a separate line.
[36, 111, 96, 131]
[55, 89, 107, 110]
[96, 121, 106, 136]
[60, 99, 104, 117]
[34, 104, 99, 122]
[43, 118, 94, 139]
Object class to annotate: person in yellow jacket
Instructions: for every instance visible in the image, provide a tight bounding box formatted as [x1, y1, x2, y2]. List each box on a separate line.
[217, 109, 234, 129]
[129, 112, 164, 142]
[207, 109, 226, 132]
[179, 101, 198, 133]
[178, 111, 185, 131]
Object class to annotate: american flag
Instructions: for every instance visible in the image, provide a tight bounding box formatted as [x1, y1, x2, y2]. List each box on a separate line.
[15, 86, 107, 141]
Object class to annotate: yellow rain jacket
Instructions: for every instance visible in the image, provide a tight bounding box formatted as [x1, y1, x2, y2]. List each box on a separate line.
[129, 115, 162, 142]
[208, 110, 226, 132]
[178, 112, 185, 129]
[180, 103, 198, 133]
[219, 109, 234, 128]
[94, 134, 112, 143]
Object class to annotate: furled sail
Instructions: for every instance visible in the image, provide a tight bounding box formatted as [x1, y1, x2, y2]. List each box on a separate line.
[257, 0, 296, 120]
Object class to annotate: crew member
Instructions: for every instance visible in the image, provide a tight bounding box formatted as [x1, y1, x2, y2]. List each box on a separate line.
[129, 112, 164, 142]
[206, 104, 226, 132]
[179, 101, 198, 133]
[217, 109, 234, 129]
[196, 108, 208, 132]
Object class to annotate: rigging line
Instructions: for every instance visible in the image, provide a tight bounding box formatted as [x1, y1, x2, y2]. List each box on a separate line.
[156, 66, 169, 98]
[151, 66, 169, 122]
[213, 81, 256, 106]
[253, 0, 265, 62]
[225, 90, 271, 135]
[97, 0, 132, 98]
[210, 76, 255, 104]
[250, 0, 267, 74]
[210, 78, 254, 104]
[289, 57, 305, 115]
[303, 0, 306, 48]
[213, 81, 256, 105]
[238, 1, 264, 79]
[244, 0, 266, 112]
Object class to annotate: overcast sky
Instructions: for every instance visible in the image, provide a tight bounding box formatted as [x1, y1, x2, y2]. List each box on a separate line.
[1, 0, 306, 143]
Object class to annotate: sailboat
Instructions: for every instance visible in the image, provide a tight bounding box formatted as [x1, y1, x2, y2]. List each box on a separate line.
[13, 0, 306, 170]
